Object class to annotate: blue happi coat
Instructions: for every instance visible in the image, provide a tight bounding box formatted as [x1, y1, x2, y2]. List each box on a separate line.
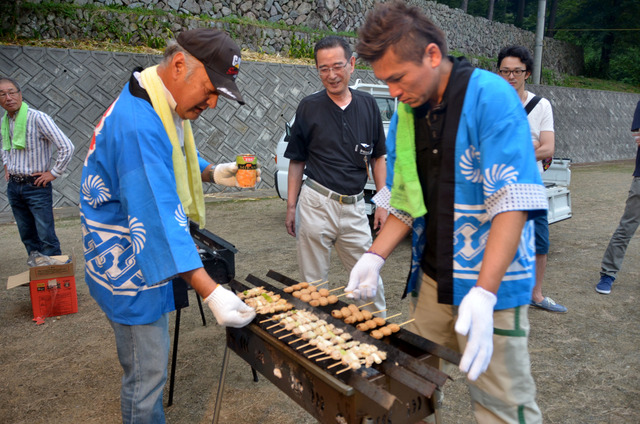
[79, 73, 204, 325]
[378, 60, 547, 310]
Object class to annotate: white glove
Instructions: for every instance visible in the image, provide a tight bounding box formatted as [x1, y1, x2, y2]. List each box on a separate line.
[454, 286, 497, 381]
[204, 286, 256, 328]
[344, 252, 385, 300]
[213, 162, 262, 187]
[213, 162, 239, 187]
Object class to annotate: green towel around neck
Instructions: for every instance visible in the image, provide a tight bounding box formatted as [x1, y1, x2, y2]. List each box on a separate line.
[390, 102, 427, 218]
[2, 102, 28, 151]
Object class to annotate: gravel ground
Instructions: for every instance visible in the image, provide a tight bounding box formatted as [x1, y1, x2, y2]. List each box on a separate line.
[1, 160, 639, 424]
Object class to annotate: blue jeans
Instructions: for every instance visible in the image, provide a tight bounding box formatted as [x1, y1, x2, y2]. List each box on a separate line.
[533, 211, 549, 255]
[7, 180, 61, 256]
[110, 314, 170, 424]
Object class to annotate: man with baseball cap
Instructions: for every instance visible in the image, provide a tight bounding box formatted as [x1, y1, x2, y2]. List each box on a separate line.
[80, 28, 255, 423]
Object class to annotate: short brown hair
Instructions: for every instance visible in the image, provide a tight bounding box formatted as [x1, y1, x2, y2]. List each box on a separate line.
[356, 1, 448, 65]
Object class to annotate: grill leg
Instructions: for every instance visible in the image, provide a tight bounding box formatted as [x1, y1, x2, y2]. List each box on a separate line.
[167, 307, 182, 407]
[251, 367, 259, 382]
[212, 344, 231, 424]
[195, 292, 207, 326]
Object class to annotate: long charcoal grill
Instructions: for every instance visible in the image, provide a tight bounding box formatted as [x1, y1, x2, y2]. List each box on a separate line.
[212, 270, 461, 424]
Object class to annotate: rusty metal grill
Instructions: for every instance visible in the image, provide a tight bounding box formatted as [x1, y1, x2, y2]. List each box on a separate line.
[212, 270, 461, 424]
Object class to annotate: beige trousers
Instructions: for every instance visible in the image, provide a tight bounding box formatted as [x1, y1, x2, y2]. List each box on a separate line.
[295, 183, 386, 315]
[409, 274, 542, 424]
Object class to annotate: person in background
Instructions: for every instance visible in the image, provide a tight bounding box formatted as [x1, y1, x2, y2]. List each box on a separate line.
[284, 35, 388, 314]
[497, 45, 567, 313]
[595, 100, 640, 294]
[80, 29, 255, 423]
[347, 2, 546, 422]
[0, 76, 74, 261]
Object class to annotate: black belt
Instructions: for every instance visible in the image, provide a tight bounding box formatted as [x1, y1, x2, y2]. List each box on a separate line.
[9, 174, 37, 184]
[304, 179, 364, 204]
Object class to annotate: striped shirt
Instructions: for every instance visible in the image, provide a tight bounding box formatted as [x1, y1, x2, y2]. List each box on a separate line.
[1, 107, 74, 177]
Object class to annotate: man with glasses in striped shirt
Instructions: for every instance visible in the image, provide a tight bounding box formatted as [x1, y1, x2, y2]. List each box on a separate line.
[0, 76, 74, 260]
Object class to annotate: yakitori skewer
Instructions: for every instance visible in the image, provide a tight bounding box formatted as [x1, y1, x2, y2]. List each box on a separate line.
[398, 318, 415, 327]
[370, 317, 413, 339]
[278, 332, 294, 340]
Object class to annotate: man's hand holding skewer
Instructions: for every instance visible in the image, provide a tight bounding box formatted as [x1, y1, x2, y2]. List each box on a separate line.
[345, 252, 385, 300]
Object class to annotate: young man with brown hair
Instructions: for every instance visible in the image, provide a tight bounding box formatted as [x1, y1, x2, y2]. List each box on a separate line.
[346, 2, 546, 422]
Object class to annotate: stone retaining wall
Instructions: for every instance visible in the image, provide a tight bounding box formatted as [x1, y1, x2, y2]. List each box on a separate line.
[10, 0, 582, 75]
[0, 45, 635, 215]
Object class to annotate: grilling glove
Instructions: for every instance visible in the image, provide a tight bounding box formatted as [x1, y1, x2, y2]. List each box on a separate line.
[204, 285, 256, 328]
[345, 252, 385, 300]
[454, 286, 497, 381]
[213, 162, 262, 187]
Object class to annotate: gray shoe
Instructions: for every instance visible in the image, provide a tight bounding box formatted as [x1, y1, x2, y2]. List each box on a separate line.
[530, 296, 568, 313]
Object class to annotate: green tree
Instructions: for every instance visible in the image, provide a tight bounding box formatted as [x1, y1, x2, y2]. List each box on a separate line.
[554, 0, 640, 84]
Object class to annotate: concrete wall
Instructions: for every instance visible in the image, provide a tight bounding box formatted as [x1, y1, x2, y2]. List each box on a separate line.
[0, 45, 637, 214]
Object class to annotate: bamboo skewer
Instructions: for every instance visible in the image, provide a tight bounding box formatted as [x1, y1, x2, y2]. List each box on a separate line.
[304, 347, 319, 355]
[398, 318, 415, 327]
[385, 312, 402, 320]
[296, 343, 311, 350]
[359, 301, 375, 308]
[260, 317, 276, 324]
[316, 356, 332, 362]
[328, 286, 346, 293]
[308, 351, 325, 359]
[278, 333, 294, 340]
[273, 327, 287, 334]
[370, 308, 387, 315]
[336, 366, 351, 375]
[288, 337, 303, 344]
[266, 322, 281, 330]
[327, 361, 343, 369]
[313, 280, 329, 287]
[336, 292, 349, 298]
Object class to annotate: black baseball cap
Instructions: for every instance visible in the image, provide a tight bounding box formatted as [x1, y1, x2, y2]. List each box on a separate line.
[177, 28, 245, 105]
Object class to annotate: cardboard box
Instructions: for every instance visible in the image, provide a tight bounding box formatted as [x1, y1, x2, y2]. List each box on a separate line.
[7, 255, 78, 321]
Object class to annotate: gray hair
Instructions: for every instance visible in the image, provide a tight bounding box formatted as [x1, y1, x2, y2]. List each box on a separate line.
[0, 77, 21, 92]
[162, 41, 200, 79]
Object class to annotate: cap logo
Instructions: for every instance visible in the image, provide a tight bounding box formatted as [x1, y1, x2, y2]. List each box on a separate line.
[226, 55, 241, 80]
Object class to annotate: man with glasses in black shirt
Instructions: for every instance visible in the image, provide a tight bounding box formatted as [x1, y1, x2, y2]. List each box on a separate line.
[284, 35, 388, 314]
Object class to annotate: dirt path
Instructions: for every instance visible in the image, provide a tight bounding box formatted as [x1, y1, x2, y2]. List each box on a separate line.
[1, 161, 639, 424]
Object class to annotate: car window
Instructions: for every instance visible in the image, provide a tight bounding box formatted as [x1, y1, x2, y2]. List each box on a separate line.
[376, 97, 395, 122]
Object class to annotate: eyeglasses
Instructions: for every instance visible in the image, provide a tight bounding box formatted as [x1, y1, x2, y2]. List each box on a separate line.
[498, 69, 526, 77]
[0, 90, 20, 99]
[318, 62, 348, 76]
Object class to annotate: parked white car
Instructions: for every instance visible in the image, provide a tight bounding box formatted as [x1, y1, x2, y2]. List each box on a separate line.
[274, 80, 571, 224]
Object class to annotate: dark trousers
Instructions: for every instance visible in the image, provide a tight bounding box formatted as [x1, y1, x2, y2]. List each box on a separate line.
[7, 180, 61, 256]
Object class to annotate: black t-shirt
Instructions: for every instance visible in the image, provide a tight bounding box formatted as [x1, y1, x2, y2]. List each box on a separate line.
[415, 100, 448, 280]
[414, 58, 461, 281]
[284, 88, 386, 195]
